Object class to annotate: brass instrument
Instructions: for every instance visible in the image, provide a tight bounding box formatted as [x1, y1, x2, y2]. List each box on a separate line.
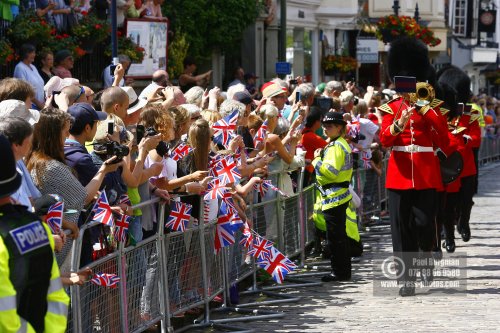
[409, 82, 435, 108]
[391, 82, 436, 134]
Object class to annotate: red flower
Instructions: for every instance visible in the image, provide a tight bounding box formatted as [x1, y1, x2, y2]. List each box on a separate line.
[81, 10, 88, 16]
[62, 33, 70, 38]
[56, 35, 63, 40]
[117, 31, 123, 37]
[40, 21, 47, 26]
[50, 28, 57, 35]
[95, 24, 102, 29]
[75, 47, 86, 57]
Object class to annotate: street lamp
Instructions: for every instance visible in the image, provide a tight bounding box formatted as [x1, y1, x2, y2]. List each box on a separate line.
[414, 3, 420, 23]
[392, 0, 400, 16]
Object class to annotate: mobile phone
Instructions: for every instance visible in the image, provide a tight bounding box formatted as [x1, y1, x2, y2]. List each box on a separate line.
[136, 124, 145, 143]
[51, 90, 60, 108]
[295, 91, 301, 102]
[107, 121, 114, 135]
[289, 79, 298, 85]
[109, 64, 117, 76]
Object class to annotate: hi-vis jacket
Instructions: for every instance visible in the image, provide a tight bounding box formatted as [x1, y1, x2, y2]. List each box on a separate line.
[312, 136, 353, 211]
[0, 204, 69, 333]
[313, 195, 360, 242]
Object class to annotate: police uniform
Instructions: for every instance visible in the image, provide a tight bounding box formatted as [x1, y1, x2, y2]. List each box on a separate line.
[312, 111, 353, 281]
[0, 134, 69, 333]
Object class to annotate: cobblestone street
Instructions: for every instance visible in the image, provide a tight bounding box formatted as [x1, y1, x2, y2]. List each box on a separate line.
[240, 163, 500, 332]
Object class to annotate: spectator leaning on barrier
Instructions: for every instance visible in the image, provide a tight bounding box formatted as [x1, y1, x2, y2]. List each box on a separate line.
[0, 134, 70, 333]
[13, 43, 46, 110]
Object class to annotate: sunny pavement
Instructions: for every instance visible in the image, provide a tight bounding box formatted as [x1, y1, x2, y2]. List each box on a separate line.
[236, 162, 500, 333]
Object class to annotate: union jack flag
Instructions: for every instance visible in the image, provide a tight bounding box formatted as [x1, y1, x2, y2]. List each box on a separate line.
[166, 202, 192, 232]
[46, 201, 64, 234]
[220, 201, 244, 232]
[214, 202, 236, 253]
[118, 194, 131, 206]
[212, 156, 241, 185]
[203, 179, 228, 201]
[92, 191, 114, 227]
[253, 180, 288, 197]
[239, 222, 254, 248]
[113, 213, 130, 242]
[247, 235, 273, 261]
[213, 109, 238, 147]
[257, 246, 297, 284]
[170, 143, 194, 162]
[253, 119, 268, 148]
[91, 273, 121, 288]
[361, 150, 372, 169]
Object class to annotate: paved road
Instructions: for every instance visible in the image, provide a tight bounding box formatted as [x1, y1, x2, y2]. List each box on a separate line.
[238, 163, 500, 333]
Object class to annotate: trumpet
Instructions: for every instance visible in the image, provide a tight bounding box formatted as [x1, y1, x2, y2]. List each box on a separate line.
[409, 82, 435, 108]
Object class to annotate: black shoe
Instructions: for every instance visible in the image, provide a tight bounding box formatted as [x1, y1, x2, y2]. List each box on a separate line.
[432, 247, 443, 260]
[399, 285, 416, 297]
[420, 269, 433, 286]
[445, 239, 456, 253]
[461, 228, 471, 242]
[321, 273, 350, 282]
[309, 248, 322, 258]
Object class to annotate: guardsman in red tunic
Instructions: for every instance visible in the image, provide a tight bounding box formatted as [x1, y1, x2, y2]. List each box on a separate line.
[436, 65, 481, 243]
[379, 37, 450, 297]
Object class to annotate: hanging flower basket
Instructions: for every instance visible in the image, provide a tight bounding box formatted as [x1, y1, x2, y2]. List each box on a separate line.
[375, 15, 441, 47]
[322, 55, 358, 73]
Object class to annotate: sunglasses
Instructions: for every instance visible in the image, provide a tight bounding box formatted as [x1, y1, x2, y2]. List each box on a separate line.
[74, 86, 85, 104]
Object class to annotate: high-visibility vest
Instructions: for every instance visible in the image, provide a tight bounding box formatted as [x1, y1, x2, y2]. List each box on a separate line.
[312, 136, 353, 211]
[0, 204, 69, 333]
[313, 194, 360, 243]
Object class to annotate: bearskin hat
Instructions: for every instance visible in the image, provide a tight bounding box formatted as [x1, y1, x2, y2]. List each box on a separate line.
[436, 65, 471, 104]
[387, 37, 435, 85]
[435, 81, 459, 120]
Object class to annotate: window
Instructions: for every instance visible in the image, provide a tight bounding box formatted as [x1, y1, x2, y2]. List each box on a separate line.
[452, 0, 467, 36]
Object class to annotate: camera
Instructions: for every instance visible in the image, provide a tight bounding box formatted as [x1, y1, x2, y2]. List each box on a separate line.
[353, 96, 359, 106]
[105, 141, 130, 164]
[109, 64, 117, 76]
[144, 127, 169, 157]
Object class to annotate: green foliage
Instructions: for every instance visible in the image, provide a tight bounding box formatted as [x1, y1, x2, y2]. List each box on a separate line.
[167, 30, 190, 79]
[163, 0, 260, 61]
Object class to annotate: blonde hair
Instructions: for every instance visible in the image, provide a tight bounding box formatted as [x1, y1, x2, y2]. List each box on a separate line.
[201, 109, 222, 125]
[169, 105, 190, 137]
[139, 104, 175, 139]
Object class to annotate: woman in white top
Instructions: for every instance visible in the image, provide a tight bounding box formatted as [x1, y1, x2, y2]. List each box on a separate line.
[13, 44, 46, 110]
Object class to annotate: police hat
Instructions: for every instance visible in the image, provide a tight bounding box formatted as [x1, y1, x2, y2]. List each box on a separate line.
[0, 134, 22, 198]
[322, 111, 346, 126]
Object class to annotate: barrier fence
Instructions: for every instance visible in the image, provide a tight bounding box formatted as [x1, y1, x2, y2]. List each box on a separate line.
[66, 137, 500, 332]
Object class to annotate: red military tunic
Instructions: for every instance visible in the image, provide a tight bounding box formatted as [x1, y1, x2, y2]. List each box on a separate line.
[455, 114, 478, 178]
[379, 97, 449, 190]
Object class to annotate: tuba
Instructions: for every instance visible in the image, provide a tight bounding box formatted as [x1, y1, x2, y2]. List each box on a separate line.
[408, 82, 435, 108]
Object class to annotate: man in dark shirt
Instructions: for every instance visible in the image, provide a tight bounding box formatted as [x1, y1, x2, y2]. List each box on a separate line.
[64, 103, 107, 186]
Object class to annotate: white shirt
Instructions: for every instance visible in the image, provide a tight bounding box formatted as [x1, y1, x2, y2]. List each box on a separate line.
[358, 117, 379, 150]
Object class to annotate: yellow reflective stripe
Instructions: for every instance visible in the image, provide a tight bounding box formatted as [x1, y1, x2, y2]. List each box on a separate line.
[47, 277, 63, 295]
[47, 301, 68, 316]
[0, 295, 16, 311]
[17, 319, 27, 333]
[321, 190, 351, 206]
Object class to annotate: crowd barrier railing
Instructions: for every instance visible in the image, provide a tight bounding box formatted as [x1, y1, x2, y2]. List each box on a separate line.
[66, 139, 500, 332]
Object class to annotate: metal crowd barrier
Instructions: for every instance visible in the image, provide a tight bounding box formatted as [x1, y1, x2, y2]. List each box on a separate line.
[65, 139, 500, 332]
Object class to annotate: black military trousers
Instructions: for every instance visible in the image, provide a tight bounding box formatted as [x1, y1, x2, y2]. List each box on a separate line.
[458, 175, 475, 232]
[388, 189, 437, 282]
[323, 201, 351, 279]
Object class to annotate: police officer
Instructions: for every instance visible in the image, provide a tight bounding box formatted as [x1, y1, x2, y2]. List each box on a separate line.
[378, 37, 450, 296]
[312, 111, 353, 282]
[0, 134, 69, 333]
